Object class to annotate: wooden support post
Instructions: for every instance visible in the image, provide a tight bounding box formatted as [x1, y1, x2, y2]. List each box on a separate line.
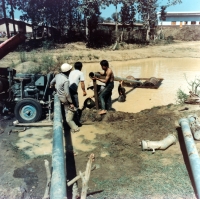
[93, 80, 99, 110]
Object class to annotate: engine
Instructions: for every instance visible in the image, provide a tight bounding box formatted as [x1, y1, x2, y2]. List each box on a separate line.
[0, 67, 54, 123]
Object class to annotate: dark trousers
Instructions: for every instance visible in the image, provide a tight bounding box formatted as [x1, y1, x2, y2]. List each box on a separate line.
[99, 82, 114, 110]
[69, 88, 81, 123]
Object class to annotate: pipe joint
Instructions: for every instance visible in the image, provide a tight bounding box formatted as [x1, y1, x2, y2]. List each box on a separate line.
[141, 134, 177, 153]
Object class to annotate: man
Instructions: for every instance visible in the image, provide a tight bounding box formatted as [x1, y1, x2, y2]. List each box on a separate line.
[92, 60, 114, 115]
[69, 62, 87, 124]
[50, 63, 79, 133]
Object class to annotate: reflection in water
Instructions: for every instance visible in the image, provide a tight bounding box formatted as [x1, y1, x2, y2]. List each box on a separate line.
[79, 58, 200, 113]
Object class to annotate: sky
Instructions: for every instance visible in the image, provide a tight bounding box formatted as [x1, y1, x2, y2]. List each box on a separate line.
[100, 0, 200, 19]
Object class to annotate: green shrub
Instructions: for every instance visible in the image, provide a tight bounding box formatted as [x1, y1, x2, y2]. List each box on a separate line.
[30, 50, 38, 62]
[176, 88, 188, 104]
[42, 40, 54, 50]
[40, 54, 55, 72]
[19, 51, 27, 63]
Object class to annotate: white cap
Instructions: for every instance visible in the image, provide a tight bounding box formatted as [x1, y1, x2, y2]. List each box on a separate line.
[61, 63, 72, 72]
[87, 81, 94, 90]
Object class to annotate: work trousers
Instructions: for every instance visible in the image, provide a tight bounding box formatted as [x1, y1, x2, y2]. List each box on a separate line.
[59, 96, 78, 130]
[99, 81, 114, 110]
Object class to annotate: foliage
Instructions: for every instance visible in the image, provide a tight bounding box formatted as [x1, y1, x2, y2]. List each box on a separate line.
[120, 3, 136, 26]
[40, 54, 55, 72]
[176, 88, 188, 104]
[19, 51, 27, 62]
[184, 74, 200, 95]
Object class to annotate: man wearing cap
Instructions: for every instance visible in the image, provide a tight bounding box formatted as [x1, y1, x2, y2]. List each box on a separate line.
[69, 62, 87, 125]
[50, 63, 79, 133]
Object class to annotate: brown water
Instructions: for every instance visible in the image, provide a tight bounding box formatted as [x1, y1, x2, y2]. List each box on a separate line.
[79, 58, 200, 113]
[16, 58, 200, 155]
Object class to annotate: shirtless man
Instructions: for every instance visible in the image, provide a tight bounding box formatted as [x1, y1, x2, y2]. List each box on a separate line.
[92, 60, 114, 115]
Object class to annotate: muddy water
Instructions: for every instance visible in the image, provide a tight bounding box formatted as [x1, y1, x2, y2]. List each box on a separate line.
[79, 58, 200, 113]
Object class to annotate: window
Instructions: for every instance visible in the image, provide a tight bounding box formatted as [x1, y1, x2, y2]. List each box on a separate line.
[171, 21, 176, 25]
[191, 21, 196, 24]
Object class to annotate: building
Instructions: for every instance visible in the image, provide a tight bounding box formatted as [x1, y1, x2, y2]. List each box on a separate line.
[0, 18, 32, 35]
[98, 22, 143, 31]
[157, 12, 200, 27]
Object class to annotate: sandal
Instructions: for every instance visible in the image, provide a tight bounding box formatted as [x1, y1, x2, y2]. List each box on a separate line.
[71, 128, 80, 133]
[98, 110, 107, 115]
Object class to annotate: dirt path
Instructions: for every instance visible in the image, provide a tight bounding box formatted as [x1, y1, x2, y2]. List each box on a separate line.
[0, 41, 200, 198]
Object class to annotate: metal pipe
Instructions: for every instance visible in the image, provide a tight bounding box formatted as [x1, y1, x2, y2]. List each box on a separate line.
[179, 118, 200, 198]
[50, 94, 67, 199]
[89, 72, 142, 85]
[187, 115, 200, 140]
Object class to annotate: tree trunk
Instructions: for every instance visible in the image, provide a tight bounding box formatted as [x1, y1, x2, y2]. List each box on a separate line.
[2, 0, 10, 38]
[115, 5, 118, 33]
[146, 13, 150, 41]
[85, 16, 88, 41]
[10, 0, 16, 35]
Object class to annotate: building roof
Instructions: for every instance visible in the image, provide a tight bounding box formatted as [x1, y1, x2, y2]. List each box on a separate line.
[0, 18, 32, 26]
[99, 22, 143, 27]
[157, 12, 200, 17]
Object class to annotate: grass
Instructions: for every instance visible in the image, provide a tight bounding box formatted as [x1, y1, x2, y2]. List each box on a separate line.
[91, 153, 195, 199]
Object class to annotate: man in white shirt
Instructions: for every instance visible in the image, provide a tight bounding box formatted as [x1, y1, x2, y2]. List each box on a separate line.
[69, 62, 87, 125]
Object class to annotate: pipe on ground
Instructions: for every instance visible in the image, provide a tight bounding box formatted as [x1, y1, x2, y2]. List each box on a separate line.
[50, 95, 67, 199]
[141, 134, 176, 153]
[187, 115, 200, 140]
[179, 118, 200, 198]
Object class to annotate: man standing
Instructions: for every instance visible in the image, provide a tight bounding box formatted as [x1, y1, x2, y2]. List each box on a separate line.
[92, 60, 114, 115]
[50, 63, 79, 133]
[69, 62, 87, 124]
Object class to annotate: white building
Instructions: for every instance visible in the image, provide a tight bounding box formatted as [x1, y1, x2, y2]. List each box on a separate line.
[157, 12, 200, 27]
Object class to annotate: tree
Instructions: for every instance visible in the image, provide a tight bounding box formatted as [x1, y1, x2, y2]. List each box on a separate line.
[137, 0, 158, 41]
[159, 5, 167, 33]
[78, 0, 101, 40]
[1, 0, 10, 38]
[120, 3, 136, 27]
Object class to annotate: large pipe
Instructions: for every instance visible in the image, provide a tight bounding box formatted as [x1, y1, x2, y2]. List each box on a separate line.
[141, 134, 176, 153]
[179, 118, 200, 198]
[89, 72, 142, 86]
[187, 115, 200, 140]
[0, 33, 26, 59]
[50, 95, 67, 199]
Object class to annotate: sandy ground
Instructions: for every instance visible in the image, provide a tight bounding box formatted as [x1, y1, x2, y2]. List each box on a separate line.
[0, 40, 200, 198]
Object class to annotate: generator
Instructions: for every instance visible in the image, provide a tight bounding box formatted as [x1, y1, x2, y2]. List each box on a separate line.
[0, 33, 54, 123]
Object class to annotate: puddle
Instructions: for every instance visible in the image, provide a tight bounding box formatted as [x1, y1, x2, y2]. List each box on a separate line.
[15, 127, 52, 158]
[79, 58, 200, 113]
[70, 125, 107, 152]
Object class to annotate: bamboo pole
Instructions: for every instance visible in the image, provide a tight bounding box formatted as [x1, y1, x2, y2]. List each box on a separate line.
[80, 153, 95, 199]
[93, 80, 99, 110]
[42, 160, 51, 199]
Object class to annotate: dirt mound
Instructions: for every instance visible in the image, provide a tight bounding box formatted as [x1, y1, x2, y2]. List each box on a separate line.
[163, 26, 200, 41]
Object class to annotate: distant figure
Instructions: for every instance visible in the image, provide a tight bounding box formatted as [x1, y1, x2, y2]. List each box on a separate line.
[91, 60, 114, 115]
[118, 81, 126, 102]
